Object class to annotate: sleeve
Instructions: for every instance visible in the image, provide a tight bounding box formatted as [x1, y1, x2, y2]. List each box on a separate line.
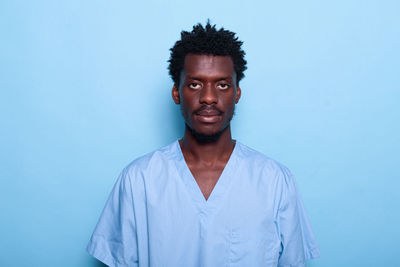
[86, 169, 139, 267]
[277, 172, 320, 267]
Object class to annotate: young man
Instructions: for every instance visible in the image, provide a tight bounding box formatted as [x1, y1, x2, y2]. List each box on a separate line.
[87, 22, 320, 267]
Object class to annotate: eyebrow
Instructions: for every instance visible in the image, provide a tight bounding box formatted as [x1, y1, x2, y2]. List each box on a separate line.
[186, 75, 233, 81]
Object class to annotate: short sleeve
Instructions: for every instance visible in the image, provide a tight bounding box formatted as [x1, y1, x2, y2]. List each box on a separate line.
[86, 169, 138, 267]
[277, 173, 320, 267]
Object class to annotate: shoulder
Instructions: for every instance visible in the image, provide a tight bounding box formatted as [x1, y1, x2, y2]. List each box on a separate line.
[236, 142, 293, 176]
[236, 142, 302, 209]
[123, 141, 178, 173]
[236, 142, 294, 184]
[119, 140, 178, 181]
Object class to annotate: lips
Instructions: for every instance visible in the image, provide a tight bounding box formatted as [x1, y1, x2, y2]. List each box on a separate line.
[196, 110, 221, 116]
[194, 107, 223, 123]
[194, 106, 223, 116]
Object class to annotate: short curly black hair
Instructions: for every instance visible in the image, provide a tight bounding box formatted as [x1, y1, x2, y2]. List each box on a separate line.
[168, 21, 247, 87]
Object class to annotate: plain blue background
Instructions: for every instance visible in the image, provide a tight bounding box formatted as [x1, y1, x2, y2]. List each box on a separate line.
[1, 0, 399, 266]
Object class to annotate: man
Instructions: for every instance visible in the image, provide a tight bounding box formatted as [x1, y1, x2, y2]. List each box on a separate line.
[87, 22, 320, 267]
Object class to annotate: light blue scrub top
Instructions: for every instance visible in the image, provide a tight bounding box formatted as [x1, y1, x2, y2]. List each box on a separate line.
[87, 140, 320, 267]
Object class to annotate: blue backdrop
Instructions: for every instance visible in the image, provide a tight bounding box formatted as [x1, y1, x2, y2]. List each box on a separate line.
[1, 0, 399, 266]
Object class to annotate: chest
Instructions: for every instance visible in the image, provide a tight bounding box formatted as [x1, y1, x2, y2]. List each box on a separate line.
[141, 168, 280, 267]
[188, 163, 225, 200]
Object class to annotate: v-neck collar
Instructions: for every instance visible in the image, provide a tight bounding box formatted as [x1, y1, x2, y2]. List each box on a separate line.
[173, 139, 240, 215]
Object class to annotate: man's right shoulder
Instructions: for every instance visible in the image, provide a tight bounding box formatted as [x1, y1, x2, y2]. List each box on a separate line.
[119, 140, 178, 179]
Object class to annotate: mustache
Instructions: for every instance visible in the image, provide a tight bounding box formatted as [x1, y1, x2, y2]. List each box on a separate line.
[194, 105, 223, 115]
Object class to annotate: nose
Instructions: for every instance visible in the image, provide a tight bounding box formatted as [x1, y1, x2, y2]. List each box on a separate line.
[199, 83, 217, 105]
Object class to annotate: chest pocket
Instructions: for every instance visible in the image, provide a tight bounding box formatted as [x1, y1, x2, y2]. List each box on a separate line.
[227, 203, 281, 267]
[229, 226, 280, 266]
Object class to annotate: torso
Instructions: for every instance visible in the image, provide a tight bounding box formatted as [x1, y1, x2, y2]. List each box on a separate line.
[179, 138, 236, 201]
[186, 161, 226, 200]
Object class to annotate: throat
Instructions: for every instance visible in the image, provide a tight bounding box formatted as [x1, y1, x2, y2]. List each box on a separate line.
[178, 136, 236, 201]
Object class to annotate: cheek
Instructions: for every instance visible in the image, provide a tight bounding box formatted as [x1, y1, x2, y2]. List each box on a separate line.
[182, 94, 199, 113]
[221, 95, 236, 111]
[222, 99, 236, 121]
[179, 101, 194, 124]
[181, 91, 195, 107]
[180, 102, 189, 116]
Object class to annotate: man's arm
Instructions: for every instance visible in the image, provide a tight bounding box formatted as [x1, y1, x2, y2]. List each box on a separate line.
[87, 169, 139, 267]
[276, 173, 320, 267]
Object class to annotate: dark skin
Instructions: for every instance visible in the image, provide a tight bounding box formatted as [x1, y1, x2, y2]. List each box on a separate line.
[172, 54, 241, 200]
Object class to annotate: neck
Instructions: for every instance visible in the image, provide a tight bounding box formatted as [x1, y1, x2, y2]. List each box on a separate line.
[179, 125, 235, 163]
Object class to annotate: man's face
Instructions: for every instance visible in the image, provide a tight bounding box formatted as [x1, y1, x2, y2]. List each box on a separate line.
[172, 54, 241, 138]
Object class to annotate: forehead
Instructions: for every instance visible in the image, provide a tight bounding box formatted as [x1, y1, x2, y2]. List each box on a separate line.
[182, 54, 235, 79]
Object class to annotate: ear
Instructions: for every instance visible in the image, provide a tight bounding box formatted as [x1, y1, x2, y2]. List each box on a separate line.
[235, 86, 241, 104]
[172, 84, 180, 104]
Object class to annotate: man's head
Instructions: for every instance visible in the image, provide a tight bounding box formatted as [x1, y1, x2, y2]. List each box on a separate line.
[168, 21, 247, 88]
[169, 22, 247, 141]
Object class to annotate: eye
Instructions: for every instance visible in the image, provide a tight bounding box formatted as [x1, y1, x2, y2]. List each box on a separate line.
[188, 83, 202, 90]
[217, 83, 230, 90]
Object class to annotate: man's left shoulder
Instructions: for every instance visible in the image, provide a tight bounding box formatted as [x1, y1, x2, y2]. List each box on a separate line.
[236, 142, 293, 178]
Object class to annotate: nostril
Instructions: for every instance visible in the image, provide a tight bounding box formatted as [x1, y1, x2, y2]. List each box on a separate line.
[199, 87, 218, 104]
